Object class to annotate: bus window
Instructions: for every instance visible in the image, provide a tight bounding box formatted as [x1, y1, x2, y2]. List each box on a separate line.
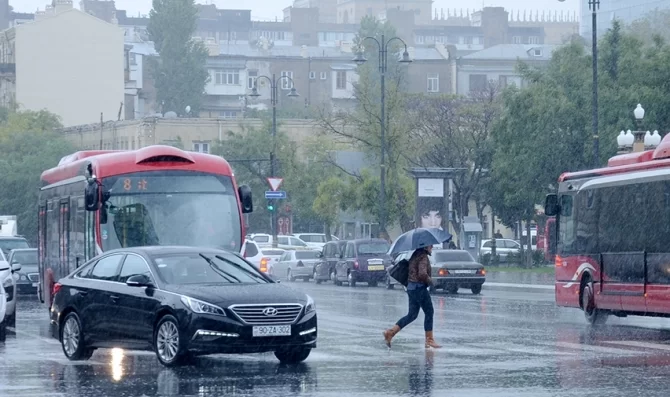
[558, 195, 575, 254]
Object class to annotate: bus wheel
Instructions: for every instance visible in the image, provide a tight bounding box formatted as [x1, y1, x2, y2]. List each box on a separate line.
[581, 279, 608, 325]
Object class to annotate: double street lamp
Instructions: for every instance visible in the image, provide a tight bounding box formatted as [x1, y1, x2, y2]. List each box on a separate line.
[352, 35, 412, 236]
[616, 104, 662, 154]
[249, 74, 299, 247]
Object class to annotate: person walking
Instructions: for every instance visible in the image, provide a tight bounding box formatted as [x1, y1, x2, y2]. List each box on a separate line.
[383, 245, 441, 349]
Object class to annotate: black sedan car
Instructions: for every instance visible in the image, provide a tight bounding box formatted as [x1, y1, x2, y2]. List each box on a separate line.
[429, 249, 486, 294]
[50, 246, 317, 367]
[9, 248, 38, 295]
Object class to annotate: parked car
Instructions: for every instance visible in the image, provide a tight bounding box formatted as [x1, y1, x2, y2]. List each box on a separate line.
[0, 236, 30, 258]
[334, 239, 392, 287]
[250, 234, 310, 250]
[292, 233, 329, 250]
[50, 246, 317, 367]
[274, 250, 321, 282]
[480, 239, 521, 263]
[312, 240, 348, 284]
[261, 248, 286, 275]
[0, 250, 17, 327]
[0, 283, 5, 340]
[9, 248, 38, 295]
[430, 249, 486, 294]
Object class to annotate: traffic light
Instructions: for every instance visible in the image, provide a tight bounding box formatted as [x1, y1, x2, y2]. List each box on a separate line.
[267, 200, 274, 212]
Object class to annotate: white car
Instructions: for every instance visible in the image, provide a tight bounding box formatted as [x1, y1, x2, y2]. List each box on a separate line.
[292, 233, 329, 250]
[250, 233, 310, 250]
[240, 239, 285, 275]
[0, 282, 6, 340]
[0, 250, 17, 328]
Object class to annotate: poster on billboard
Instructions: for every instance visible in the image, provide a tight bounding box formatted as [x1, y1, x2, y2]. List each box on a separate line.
[415, 178, 446, 231]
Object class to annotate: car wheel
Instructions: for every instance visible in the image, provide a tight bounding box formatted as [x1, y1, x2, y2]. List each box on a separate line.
[429, 285, 437, 293]
[0, 320, 5, 341]
[332, 271, 341, 286]
[471, 284, 482, 295]
[6, 313, 15, 328]
[287, 269, 296, 282]
[60, 312, 93, 361]
[582, 279, 608, 326]
[447, 285, 458, 294]
[155, 315, 189, 367]
[313, 270, 322, 284]
[274, 347, 311, 364]
[348, 272, 356, 287]
[368, 281, 378, 287]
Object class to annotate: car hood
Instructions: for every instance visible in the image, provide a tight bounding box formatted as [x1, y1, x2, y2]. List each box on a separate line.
[432, 261, 483, 270]
[164, 283, 309, 307]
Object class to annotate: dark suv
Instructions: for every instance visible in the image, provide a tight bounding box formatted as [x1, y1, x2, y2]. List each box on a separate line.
[312, 240, 348, 283]
[334, 239, 392, 287]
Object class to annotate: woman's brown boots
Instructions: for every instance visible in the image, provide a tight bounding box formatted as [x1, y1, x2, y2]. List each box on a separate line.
[425, 331, 442, 348]
[383, 325, 401, 348]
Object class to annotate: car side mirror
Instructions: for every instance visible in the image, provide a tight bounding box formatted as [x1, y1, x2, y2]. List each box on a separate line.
[11, 262, 21, 272]
[126, 274, 154, 288]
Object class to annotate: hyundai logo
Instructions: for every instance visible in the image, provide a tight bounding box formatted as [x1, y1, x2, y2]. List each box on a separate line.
[262, 307, 278, 316]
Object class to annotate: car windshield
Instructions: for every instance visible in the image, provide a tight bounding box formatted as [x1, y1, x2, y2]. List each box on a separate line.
[100, 171, 242, 253]
[11, 250, 37, 265]
[253, 235, 270, 243]
[295, 251, 320, 260]
[299, 235, 326, 243]
[0, 239, 29, 256]
[262, 249, 285, 256]
[357, 242, 390, 255]
[433, 251, 475, 263]
[153, 253, 269, 285]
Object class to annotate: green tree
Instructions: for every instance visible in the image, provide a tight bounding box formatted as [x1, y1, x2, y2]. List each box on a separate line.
[148, 0, 209, 116]
[0, 110, 74, 244]
[316, 17, 415, 235]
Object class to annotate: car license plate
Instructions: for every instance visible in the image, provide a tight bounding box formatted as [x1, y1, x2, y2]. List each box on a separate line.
[253, 325, 291, 337]
[453, 270, 475, 274]
[368, 265, 385, 271]
[32, 282, 38, 287]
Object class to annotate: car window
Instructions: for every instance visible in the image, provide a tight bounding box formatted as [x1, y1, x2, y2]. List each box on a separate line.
[253, 235, 269, 243]
[262, 249, 284, 256]
[295, 251, 320, 260]
[153, 252, 269, 285]
[244, 241, 258, 257]
[87, 254, 124, 281]
[278, 236, 289, 244]
[432, 251, 475, 263]
[118, 255, 153, 283]
[357, 242, 390, 255]
[0, 238, 29, 256]
[504, 240, 520, 249]
[483, 241, 492, 248]
[300, 234, 326, 243]
[10, 250, 37, 265]
[290, 237, 307, 247]
[75, 262, 95, 278]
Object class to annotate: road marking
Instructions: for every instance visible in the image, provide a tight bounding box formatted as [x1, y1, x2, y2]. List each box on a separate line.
[604, 340, 670, 352]
[6, 326, 60, 345]
[484, 282, 554, 290]
[541, 341, 641, 356]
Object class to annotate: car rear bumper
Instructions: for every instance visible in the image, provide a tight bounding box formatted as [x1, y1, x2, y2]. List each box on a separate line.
[352, 270, 387, 283]
[184, 311, 318, 354]
[433, 277, 485, 287]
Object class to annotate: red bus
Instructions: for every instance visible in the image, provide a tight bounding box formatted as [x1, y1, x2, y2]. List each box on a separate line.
[545, 136, 670, 324]
[37, 145, 253, 306]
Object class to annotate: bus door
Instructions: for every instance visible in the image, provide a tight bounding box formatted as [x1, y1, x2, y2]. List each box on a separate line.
[38, 205, 47, 303]
[59, 199, 71, 274]
[600, 252, 646, 313]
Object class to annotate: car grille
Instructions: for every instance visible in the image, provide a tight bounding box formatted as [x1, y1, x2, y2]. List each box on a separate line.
[230, 304, 303, 325]
[27, 273, 39, 282]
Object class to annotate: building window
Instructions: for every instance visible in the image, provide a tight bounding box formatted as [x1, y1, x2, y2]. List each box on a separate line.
[512, 36, 522, 44]
[220, 111, 237, 119]
[469, 74, 488, 92]
[416, 35, 424, 44]
[528, 36, 540, 45]
[309, 71, 316, 79]
[320, 71, 327, 80]
[280, 71, 293, 89]
[215, 69, 240, 85]
[533, 48, 543, 57]
[427, 73, 439, 93]
[336, 70, 347, 90]
[193, 142, 210, 153]
[247, 70, 258, 89]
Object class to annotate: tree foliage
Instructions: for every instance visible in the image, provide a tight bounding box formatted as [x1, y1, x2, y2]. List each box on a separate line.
[148, 0, 209, 116]
[0, 109, 74, 244]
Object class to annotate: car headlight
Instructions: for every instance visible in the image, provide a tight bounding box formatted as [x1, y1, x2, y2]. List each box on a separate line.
[180, 296, 226, 316]
[305, 295, 316, 314]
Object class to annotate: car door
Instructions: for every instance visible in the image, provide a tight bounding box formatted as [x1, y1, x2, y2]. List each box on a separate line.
[113, 253, 159, 344]
[81, 254, 125, 341]
[336, 243, 355, 281]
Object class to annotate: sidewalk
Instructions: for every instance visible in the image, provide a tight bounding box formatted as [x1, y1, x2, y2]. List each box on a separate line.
[482, 270, 554, 293]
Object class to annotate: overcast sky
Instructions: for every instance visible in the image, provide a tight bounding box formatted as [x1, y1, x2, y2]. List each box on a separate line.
[13, 0, 580, 22]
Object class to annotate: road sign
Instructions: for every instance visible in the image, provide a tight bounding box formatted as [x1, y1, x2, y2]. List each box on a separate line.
[278, 216, 291, 235]
[265, 190, 287, 199]
[267, 177, 283, 192]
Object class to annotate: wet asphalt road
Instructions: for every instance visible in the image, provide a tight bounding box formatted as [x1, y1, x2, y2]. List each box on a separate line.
[4, 282, 670, 396]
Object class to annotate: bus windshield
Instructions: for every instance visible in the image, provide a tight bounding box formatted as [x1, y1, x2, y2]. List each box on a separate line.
[100, 171, 242, 252]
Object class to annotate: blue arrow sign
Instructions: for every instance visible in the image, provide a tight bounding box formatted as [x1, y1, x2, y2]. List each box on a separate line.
[265, 190, 287, 199]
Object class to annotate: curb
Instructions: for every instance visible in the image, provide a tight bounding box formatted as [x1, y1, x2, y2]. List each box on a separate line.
[483, 282, 554, 294]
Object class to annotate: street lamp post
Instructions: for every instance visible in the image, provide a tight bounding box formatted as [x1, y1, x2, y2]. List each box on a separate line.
[352, 35, 412, 236]
[249, 74, 299, 248]
[616, 104, 662, 154]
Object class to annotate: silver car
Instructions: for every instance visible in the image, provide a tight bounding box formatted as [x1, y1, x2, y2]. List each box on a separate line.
[274, 250, 322, 282]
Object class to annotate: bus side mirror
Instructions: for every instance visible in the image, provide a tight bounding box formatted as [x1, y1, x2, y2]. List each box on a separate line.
[85, 182, 100, 211]
[239, 185, 253, 214]
[545, 194, 559, 217]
